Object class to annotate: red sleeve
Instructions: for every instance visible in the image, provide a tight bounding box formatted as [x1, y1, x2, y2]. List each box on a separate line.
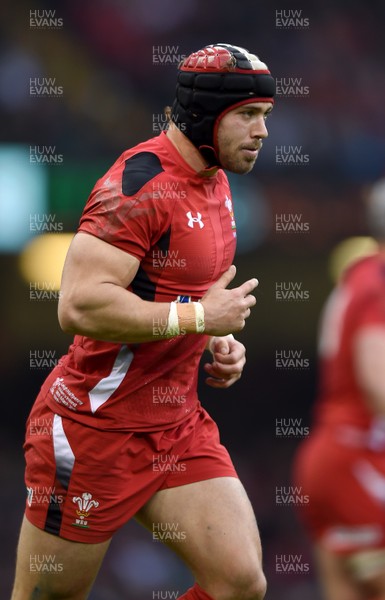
[351, 289, 385, 331]
[78, 162, 171, 262]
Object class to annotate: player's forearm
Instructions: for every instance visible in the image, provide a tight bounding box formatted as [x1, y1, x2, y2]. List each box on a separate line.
[58, 283, 172, 343]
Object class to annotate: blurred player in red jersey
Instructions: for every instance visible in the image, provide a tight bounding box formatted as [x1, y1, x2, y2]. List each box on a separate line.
[11, 44, 275, 600]
[294, 179, 385, 600]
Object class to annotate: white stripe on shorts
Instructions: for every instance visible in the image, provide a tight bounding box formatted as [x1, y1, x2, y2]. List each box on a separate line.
[88, 345, 134, 413]
[53, 414, 75, 489]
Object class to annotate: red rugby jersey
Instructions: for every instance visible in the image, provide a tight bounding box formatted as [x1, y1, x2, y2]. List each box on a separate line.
[315, 255, 385, 439]
[43, 132, 237, 431]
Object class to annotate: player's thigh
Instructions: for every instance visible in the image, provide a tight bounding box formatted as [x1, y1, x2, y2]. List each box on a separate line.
[11, 516, 111, 600]
[135, 476, 264, 585]
[314, 544, 364, 600]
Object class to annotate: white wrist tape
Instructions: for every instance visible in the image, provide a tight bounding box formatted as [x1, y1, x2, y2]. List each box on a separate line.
[194, 301, 205, 333]
[166, 301, 180, 337]
[166, 300, 205, 337]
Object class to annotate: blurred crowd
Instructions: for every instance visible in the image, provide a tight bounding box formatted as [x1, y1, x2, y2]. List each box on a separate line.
[1, 0, 384, 173]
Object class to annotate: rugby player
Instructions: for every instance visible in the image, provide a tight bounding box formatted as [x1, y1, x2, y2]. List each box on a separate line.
[11, 44, 275, 600]
[294, 180, 385, 600]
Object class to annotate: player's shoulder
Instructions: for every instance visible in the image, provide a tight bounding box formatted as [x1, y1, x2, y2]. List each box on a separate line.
[344, 254, 385, 311]
[121, 151, 164, 196]
[110, 135, 165, 196]
[347, 255, 383, 287]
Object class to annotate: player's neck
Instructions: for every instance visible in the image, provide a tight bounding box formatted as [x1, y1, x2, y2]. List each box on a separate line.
[166, 125, 219, 176]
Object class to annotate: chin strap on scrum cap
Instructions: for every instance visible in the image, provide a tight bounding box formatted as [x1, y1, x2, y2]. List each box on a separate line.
[171, 43, 275, 166]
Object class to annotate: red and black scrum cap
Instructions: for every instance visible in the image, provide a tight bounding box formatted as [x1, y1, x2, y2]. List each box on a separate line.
[171, 43, 275, 164]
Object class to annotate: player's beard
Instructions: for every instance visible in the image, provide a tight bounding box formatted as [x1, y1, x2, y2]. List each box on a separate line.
[218, 140, 260, 174]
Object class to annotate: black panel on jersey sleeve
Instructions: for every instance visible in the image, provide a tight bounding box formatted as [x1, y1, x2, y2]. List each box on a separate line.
[157, 226, 171, 255]
[130, 227, 171, 301]
[122, 152, 164, 196]
[131, 266, 157, 302]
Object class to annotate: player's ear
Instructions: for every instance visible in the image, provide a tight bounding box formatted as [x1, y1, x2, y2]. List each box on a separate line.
[164, 106, 172, 122]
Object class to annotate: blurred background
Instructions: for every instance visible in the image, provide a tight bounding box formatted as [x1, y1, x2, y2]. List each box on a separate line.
[1, 0, 385, 598]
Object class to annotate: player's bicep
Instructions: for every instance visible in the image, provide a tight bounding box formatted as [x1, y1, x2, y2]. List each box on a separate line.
[354, 326, 385, 415]
[59, 232, 139, 308]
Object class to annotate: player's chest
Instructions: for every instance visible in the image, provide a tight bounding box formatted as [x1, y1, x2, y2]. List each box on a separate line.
[152, 187, 237, 286]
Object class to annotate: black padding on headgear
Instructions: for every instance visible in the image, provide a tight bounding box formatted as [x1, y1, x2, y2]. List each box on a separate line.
[170, 43, 275, 165]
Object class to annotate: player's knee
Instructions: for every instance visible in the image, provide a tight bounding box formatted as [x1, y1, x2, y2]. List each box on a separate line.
[216, 565, 267, 600]
[345, 548, 385, 599]
[237, 570, 267, 600]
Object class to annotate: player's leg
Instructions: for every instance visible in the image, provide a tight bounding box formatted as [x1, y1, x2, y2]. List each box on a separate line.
[135, 476, 266, 600]
[364, 569, 385, 599]
[345, 549, 385, 600]
[314, 544, 364, 600]
[11, 516, 111, 600]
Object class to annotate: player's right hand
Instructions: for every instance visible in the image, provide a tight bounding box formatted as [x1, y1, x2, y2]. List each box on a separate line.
[200, 265, 258, 336]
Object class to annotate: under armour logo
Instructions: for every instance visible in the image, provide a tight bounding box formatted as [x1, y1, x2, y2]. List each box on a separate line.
[186, 211, 204, 229]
